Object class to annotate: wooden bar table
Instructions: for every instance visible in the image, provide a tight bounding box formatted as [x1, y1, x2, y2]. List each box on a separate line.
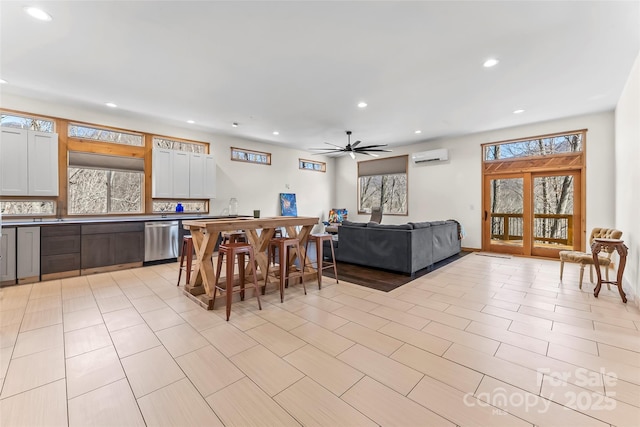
[182, 216, 319, 309]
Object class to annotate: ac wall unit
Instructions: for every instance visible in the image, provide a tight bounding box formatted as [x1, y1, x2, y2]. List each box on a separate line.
[411, 148, 449, 164]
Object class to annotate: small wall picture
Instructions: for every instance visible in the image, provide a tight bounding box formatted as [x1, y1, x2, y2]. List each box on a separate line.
[280, 193, 297, 216]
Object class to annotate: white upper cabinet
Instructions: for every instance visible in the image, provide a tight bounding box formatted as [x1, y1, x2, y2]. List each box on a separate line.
[151, 148, 216, 199]
[0, 127, 58, 196]
[28, 131, 59, 196]
[172, 151, 190, 198]
[189, 152, 205, 199]
[203, 153, 216, 199]
[151, 148, 173, 198]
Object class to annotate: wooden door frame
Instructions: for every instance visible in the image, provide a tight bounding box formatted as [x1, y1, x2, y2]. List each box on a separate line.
[481, 130, 587, 257]
[529, 170, 582, 258]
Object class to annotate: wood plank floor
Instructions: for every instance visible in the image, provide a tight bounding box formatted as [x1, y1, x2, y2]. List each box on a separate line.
[1, 253, 639, 426]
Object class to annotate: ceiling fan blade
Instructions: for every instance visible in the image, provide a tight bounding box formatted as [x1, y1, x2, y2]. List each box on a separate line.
[358, 152, 379, 157]
[324, 142, 345, 149]
[351, 140, 362, 148]
[349, 151, 356, 160]
[355, 149, 392, 152]
[354, 144, 388, 149]
[310, 149, 343, 153]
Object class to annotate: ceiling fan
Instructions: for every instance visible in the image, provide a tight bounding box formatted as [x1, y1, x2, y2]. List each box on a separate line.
[310, 131, 392, 159]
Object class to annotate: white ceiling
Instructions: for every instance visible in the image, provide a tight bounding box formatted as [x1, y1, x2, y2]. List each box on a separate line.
[1, 1, 639, 151]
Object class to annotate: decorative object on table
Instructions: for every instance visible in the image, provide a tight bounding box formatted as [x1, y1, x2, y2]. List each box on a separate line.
[309, 130, 392, 159]
[253, 210, 260, 218]
[279, 193, 297, 216]
[228, 198, 238, 216]
[175, 202, 184, 213]
[323, 208, 348, 233]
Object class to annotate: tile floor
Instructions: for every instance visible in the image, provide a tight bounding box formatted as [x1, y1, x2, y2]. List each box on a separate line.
[1, 253, 639, 426]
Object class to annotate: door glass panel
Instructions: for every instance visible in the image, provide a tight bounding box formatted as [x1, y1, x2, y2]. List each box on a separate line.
[490, 178, 524, 247]
[533, 175, 574, 250]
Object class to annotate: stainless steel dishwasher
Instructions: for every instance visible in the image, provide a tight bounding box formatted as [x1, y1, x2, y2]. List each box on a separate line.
[144, 221, 179, 262]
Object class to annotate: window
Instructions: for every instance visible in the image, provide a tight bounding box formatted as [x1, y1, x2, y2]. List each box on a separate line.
[358, 155, 408, 215]
[68, 168, 143, 214]
[484, 131, 583, 161]
[299, 159, 326, 172]
[153, 137, 205, 153]
[1, 112, 54, 132]
[152, 201, 207, 214]
[68, 123, 144, 146]
[231, 147, 271, 165]
[0, 200, 56, 216]
[67, 152, 144, 215]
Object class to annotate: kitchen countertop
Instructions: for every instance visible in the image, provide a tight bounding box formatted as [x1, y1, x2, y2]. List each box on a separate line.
[1, 215, 246, 227]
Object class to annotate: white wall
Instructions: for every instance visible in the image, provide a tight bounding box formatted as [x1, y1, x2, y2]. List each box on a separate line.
[1, 93, 334, 232]
[335, 111, 615, 249]
[614, 52, 640, 302]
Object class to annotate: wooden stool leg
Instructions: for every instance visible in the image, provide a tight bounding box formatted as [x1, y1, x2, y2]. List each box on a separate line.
[315, 238, 323, 288]
[263, 244, 272, 295]
[248, 248, 262, 310]
[559, 260, 564, 281]
[579, 264, 585, 289]
[329, 238, 338, 284]
[185, 238, 193, 286]
[239, 252, 246, 301]
[225, 249, 234, 321]
[279, 243, 286, 302]
[177, 239, 187, 286]
[213, 250, 225, 308]
[294, 241, 306, 295]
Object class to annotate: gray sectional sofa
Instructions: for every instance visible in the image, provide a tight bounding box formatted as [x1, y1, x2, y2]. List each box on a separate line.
[329, 220, 461, 275]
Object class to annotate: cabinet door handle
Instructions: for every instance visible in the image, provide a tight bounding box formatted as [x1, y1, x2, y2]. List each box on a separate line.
[484, 211, 488, 221]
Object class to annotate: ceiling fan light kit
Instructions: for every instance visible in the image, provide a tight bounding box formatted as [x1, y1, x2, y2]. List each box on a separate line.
[310, 130, 392, 158]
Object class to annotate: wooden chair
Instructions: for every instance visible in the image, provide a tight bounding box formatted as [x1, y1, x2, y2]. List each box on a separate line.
[369, 207, 383, 224]
[177, 235, 194, 286]
[559, 228, 622, 289]
[214, 242, 262, 321]
[303, 233, 338, 289]
[264, 237, 305, 302]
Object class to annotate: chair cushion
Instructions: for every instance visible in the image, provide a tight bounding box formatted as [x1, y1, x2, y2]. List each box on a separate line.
[559, 250, 611, 265]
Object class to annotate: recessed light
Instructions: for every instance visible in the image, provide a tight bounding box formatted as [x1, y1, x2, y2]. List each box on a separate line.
[513, 109, 525, 114]
[186, 120, 195, 124]
[272, 131, 279, 136]
[357, 102, 368, 108]
[0, 79, 7, 84]
[105, 102, 117, 108]
[24, 6, 52, 21]
[483, 58, 499, 68]
[414, 130, 422, 134]
[232, 122, 239, 127]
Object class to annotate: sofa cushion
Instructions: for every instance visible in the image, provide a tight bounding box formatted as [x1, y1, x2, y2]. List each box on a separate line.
[409, 221, 432, 229]
[342, 220, 368, 227]
[367, 223, 414, 230]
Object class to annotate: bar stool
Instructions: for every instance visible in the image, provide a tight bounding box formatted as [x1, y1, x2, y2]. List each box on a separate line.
[265, 237, 306, 302]
[221, 231, 246, 244]
[303, 233, 339, 289]
[214, 242, 262, 321]
[177, 235, 194, 286]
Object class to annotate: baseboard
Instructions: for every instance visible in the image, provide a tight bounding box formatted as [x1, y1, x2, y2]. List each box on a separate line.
[41, 270, 80, 281]
[81, 262, 142, 276]
[461, 247, 481, 252]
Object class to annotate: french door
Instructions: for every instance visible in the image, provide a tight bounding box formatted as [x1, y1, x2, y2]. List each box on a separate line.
[483, 170, 582, 257]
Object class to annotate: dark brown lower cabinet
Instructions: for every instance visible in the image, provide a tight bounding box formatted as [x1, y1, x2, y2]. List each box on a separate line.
[81, 222, 144, 271]
[41, 225, 81, 277]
